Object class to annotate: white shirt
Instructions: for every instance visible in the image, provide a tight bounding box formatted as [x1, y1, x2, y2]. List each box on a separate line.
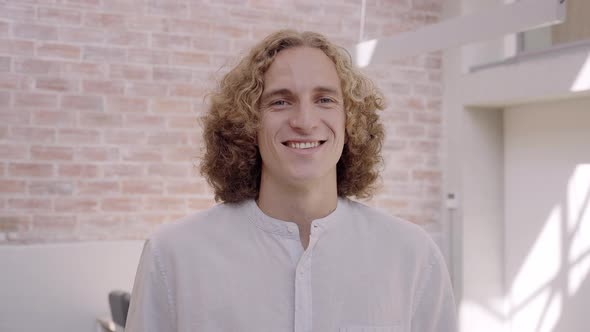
[126, 198, 457, 332]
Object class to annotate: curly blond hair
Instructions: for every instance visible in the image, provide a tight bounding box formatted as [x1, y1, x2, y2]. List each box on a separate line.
[200, 30, 385, 203]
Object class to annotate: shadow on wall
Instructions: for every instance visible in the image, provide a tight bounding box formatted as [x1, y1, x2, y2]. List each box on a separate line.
[468, 164, 590, 332]
[506, 164, 590, 332]
[502, 97, 590, 332]
[460, 164, 590, 332]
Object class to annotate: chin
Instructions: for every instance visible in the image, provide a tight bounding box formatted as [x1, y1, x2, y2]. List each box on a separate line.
[284, 168, 332, 185]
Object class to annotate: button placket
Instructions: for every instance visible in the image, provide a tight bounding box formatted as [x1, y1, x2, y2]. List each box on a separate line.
[294, 225, 323, 332]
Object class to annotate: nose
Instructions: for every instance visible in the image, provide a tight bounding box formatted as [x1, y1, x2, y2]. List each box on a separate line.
[288, 102, 318, 132]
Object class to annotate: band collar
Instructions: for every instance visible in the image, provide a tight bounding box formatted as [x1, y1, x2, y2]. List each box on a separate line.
[247, 197, 347, 238]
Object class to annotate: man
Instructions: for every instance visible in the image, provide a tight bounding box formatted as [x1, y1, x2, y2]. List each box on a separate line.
[126, 30, 457, 332]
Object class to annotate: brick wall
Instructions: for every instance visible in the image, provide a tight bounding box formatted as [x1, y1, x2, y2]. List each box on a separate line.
[0, 0, 444, 244]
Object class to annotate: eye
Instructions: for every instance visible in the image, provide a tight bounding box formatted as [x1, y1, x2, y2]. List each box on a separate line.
[318, 97, 335, 104]
[271, 100, 287, 106]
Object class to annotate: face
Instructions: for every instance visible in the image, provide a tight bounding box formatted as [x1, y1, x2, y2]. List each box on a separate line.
[257, 46, 346, 188]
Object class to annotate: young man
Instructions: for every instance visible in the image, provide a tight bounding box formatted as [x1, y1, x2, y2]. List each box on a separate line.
[126, 30, 457, 332]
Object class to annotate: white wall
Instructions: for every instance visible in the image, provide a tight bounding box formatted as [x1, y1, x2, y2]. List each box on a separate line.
[461, 43, 590, 107]
[442, 1, 511, 331]
[0, 241, 144, 332]
[504, 97, 590, 332]
[459, 107, 507, 332]
[443, 1, 590, 332]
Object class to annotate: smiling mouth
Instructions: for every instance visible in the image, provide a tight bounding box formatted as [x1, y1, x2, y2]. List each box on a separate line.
[282, 140, 327, 149]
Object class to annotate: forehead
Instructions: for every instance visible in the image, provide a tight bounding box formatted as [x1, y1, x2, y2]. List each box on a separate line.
[263, 46, 341, 92]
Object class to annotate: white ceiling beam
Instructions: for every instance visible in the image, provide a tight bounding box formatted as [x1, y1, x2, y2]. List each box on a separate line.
[354, 0, 567, 67]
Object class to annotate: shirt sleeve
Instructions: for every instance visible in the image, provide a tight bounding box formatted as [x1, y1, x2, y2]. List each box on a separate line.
[411, 239, 458, 332]
[125, 239, 176, 332]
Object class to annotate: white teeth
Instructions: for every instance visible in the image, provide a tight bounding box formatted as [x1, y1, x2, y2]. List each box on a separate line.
[287, 141, 320, 149]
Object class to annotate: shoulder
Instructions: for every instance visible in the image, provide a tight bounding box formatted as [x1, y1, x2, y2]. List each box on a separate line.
[343, 199, 431, 243]
[147, 200, 252, 255]
[342, 198, 441, 260]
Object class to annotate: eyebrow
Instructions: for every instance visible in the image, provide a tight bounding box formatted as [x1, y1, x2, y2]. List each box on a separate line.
[261, 86, 341, 102]
[313, 86, 341, 97]
[261, 88, 293, 102]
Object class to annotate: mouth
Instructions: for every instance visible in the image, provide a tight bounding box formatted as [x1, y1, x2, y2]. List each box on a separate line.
[281, 140, 327, 150]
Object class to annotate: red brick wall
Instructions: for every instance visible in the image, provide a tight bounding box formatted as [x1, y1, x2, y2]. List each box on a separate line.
[0, 0, 444, 243]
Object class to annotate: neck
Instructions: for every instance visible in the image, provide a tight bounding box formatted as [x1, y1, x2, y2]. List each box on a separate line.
[256, 173, 338, 227]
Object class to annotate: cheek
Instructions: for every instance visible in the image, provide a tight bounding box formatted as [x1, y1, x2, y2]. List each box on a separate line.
[259, 116, 285, 140]
[257, 125, 276, 152]
[336, 113, 346, 137]
[257, 118, 270, 141]
[257, 132, 269, 152]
